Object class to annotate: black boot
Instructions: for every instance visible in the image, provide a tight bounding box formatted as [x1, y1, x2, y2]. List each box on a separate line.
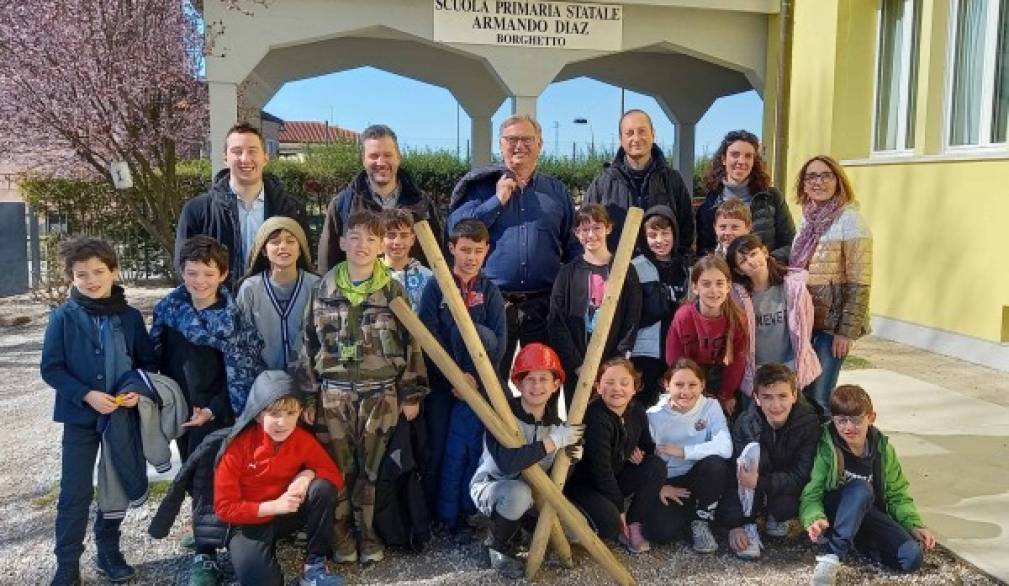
[50, 563, 81, 586]
[95, 550, 136, 583]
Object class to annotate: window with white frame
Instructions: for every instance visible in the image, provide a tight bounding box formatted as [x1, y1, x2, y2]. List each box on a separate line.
[948, 0, 1009, 147]
[874, 0, 922, 152]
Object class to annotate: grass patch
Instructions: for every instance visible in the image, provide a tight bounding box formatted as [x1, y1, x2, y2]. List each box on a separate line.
[32, 484, 59, 509]
[148, 479, 172, 501]
[31, 479, 173, 510]
[842, 355, 874, 370]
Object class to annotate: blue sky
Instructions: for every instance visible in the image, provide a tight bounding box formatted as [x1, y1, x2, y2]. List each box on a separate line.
[264, 66, 763, 158]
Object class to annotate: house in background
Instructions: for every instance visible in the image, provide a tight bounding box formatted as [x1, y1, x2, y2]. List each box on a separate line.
[259, 112, 360, 160]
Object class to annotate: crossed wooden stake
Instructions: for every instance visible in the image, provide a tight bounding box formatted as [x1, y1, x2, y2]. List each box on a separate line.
[389, 209, 643, 585]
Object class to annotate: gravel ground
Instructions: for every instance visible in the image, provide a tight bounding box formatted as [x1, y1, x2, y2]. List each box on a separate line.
[0, 287, 1001, 585]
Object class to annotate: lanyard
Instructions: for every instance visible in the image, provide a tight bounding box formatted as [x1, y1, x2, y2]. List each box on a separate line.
[263, 271, 304, 361]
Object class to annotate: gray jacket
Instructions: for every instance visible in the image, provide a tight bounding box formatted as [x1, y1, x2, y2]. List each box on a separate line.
[97, 371, 187, 518]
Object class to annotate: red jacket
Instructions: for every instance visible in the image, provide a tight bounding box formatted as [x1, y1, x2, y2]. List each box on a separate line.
[214, 425, 344, 525]
[665, 302, 748, 400]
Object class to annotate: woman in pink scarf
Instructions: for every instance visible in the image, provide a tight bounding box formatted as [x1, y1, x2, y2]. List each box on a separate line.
[789, 156, 872, 418]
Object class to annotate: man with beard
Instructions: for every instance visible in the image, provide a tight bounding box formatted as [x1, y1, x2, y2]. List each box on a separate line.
[317, 125, 444, 273]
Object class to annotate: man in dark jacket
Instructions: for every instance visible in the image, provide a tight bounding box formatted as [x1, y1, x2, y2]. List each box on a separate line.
[720, 363, 821, 560]
[317, 124, 444, 273]
[175, 123, 306, 291]
[583, 109, 695, 255]
[448, 115, 581, 381]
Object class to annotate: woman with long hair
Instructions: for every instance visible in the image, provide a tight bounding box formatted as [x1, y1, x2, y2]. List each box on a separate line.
[696, 130, 796, 262]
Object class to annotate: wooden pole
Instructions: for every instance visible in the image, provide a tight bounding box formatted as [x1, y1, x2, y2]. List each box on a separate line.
[412, 221, 573, 564]
[389, 297, 634, 585]
[408, 221, 635, 585]
[525, 207, 644, 579]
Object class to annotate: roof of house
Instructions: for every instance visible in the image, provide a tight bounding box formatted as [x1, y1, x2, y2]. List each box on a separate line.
[279, 121, 360, 144]
[260, 111, 285, 124]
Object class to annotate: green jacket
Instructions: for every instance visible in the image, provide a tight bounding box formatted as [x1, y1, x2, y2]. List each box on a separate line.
[799, 424, 923, 532]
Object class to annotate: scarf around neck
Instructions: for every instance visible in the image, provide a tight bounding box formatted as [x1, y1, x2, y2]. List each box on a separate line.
[334, 261, 391, 306]
[71, 284, 129, 315]
[790, 197, 846, 269]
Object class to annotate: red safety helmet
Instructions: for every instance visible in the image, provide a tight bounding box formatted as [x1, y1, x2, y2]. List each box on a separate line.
[510, 342, 566, 385]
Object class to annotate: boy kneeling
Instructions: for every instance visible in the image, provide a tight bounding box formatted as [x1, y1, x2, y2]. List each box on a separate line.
[214, 371, 345, 586]
[801, 384, 935, 585]
[721, 364, 821, 560]
[469, 343, 584, 579]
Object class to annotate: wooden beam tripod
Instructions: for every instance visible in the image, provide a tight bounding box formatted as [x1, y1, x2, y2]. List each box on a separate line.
[386, 220, 639, 585]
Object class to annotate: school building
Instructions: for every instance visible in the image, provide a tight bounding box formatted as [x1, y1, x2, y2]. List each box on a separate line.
[204, 0, 1008, 371]
[770, 0, 1009, 371]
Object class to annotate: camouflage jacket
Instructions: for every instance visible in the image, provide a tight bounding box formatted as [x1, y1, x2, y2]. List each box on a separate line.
[296, 270, 428, 404]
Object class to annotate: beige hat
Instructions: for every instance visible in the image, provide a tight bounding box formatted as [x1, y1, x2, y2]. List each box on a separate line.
[246, 216, 312, 274]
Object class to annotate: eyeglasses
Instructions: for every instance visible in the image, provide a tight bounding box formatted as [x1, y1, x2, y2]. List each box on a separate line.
[502, 135, 536, 147]
[832, 415, 867, 427]
[804, 171, 836, 184]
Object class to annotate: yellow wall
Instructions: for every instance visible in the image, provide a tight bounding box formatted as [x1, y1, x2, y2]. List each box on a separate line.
[783, 0, 1009, 344]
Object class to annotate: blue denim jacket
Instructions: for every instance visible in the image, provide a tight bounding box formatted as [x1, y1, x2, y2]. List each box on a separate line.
[40, 299, 157, 426]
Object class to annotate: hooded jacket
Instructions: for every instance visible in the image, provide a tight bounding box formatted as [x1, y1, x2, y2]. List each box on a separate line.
[696, 187, 796, 263]
[317, 169, 444, 273]
[800, 424, 923, 532]
[214, 370, 344, 526]
[583, 146, 695, 255]
[175, 169, 306, 291]
[631, 205, 691, 360]
[547, 256, 642, 376]
[448, 164, 581, 292]
[470, 396, 564, 516]
[719, 398, 821, 528]
[734, 269, 822, 394]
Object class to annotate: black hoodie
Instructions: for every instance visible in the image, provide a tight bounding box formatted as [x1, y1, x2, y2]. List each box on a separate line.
[175, 169, 306, 290]
[583, 146, 695, 255]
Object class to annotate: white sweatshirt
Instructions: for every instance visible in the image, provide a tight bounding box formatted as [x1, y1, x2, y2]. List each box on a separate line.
[647, 395, 732, 478]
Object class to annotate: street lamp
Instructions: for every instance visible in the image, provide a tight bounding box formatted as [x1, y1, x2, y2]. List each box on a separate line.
[573, 117, 594, 155]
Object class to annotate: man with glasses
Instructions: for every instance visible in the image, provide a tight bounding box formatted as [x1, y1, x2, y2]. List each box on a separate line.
[448, 114, 581, 381]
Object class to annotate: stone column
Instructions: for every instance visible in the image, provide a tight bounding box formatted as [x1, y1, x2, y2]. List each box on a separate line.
[209, 81, 239, 174]
[511, 95, 538, 118]
[471, 115, 493, 168]
[673, 121, 696, 188]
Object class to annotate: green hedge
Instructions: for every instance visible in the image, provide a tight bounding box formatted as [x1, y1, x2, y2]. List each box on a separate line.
[23, 143, 706, 279]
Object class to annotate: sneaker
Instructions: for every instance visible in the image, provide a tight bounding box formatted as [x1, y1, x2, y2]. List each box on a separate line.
[766, 516, 796, 538]
[690, 520, 718, 554]
[487, 546, 524, 579]
[300, 558, 344, 586]
[734, 524, 762, 560]
[618, 522, 651, 554]
[50, 564, 81, 586]
[811, 553, 840, 586]
[188, 554, 222, 586]
[359, 538, 385, 564]
[95, 550, 137, 583]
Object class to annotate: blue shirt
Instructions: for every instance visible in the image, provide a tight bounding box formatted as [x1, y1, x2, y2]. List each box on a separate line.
[448, 172, 580, 292]
[234, 186, 265, 268]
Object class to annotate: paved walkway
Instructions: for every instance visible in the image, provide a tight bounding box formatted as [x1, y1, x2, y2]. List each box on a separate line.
[839, 369, 1009, 583]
